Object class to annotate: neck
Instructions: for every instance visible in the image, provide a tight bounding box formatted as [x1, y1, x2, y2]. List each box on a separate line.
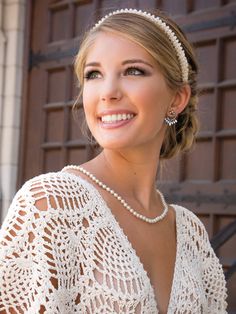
[84, 145, 161, 212]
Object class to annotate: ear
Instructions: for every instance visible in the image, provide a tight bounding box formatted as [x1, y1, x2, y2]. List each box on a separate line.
[169, 84, 191, 115]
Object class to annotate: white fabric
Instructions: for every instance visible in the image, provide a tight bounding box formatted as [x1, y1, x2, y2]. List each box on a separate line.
[0, 171, 228, 313]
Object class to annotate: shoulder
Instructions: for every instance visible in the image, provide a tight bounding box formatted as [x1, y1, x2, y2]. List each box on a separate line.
[173, 204, 210, 241]
[20, 170, 93, 195]
[6, 171, 98, 217]
[0, 171, 99, 239]
[172, 205, 228, 311]
[173, 204, 204, 224]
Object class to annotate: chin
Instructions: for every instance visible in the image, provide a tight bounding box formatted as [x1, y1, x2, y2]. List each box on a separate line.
[95, 135, 136, 150]
[98, 141, 132, 151]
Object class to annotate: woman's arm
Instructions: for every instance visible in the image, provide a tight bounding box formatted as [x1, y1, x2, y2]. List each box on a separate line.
[0, 174, 73, 313]
[201, 231, 228, 313]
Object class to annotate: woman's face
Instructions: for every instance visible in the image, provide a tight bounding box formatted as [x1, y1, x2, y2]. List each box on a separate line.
[82, 31, 175, 151]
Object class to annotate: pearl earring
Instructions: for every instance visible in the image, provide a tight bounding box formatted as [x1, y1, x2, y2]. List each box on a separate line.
[164, 109, 177, 126]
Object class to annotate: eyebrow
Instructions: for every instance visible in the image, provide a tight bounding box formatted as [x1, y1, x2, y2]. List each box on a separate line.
[84, 59, 154, 68]
[122, 59, 153, 68]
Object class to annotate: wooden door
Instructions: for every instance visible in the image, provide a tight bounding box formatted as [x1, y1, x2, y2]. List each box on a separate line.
[160, 3, 236, 311]
[20, 0, 236, 311]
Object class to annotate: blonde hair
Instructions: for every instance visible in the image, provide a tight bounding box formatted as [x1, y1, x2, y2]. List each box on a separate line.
[74, 10, 199, 159]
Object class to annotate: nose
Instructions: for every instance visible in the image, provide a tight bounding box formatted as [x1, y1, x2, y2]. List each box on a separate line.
[100, 76, 122, 102]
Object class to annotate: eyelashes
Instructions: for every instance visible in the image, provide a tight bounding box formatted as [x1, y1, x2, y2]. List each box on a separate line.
[84, 70, 101, 80]
[83, 67, 147, 80]
[125, 67, 146, 76]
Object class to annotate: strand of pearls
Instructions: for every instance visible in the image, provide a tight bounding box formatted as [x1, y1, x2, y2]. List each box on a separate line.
[62, 165, 169, 224]
[92, 8, 189, 83]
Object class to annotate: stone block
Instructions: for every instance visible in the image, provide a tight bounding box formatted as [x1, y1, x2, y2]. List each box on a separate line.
[1, 126, 20, 164]
[4, 65, 23, 97]
[5, 29, 24, 67]
[2, 95, 21, 128]
[0, 163, 18, 222]
[4, 2, 25, 31]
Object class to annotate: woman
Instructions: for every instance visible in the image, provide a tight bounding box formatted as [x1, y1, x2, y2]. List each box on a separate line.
[0, 8, 227, 314]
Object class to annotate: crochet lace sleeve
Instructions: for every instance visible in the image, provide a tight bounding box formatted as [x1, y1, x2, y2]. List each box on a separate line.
[202, 232, 228, 313]
[0, 173, 86, 313]
[189, 210, 228, 313]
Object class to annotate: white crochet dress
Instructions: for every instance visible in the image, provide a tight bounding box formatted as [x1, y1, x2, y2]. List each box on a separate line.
[0, 171, 228, 313]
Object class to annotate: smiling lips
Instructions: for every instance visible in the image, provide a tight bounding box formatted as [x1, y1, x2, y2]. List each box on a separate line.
[98, 112, 136, 128]
[101, 113, 135, 123]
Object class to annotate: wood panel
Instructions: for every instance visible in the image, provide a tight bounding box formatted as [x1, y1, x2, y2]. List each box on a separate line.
[160, 3, 236, 311]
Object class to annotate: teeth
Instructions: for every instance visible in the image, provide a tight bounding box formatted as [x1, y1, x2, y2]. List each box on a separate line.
[101, 113, 134, 123]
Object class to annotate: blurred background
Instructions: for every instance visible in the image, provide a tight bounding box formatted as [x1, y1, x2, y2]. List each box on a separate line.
[0, 0, 235, 312]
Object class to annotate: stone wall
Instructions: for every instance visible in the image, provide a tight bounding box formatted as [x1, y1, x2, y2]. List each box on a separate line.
[0, 0, 26, 223]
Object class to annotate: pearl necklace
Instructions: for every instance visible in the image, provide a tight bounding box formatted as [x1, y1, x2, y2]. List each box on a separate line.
[62, 165, 169, 224]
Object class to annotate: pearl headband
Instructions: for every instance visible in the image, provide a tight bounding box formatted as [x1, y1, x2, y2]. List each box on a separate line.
[92, 8, 189, 83]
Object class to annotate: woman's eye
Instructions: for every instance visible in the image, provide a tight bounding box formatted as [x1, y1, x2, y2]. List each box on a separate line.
[84, 71, 101, 80]
[125, 67, 145, 76]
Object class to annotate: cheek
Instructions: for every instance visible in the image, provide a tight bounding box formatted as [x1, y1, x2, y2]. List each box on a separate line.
[137, 85, 167, 113]
[82, 86, 96, 114]
[82, 85, 90, 104]
[125, 83, 156, 110]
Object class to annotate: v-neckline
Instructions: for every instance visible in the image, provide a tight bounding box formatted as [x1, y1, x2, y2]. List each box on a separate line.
[101, 199, 180, 313]
[61, 170, 181, 313]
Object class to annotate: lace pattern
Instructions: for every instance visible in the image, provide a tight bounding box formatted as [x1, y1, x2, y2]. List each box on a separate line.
[0, 171, 228, 313]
